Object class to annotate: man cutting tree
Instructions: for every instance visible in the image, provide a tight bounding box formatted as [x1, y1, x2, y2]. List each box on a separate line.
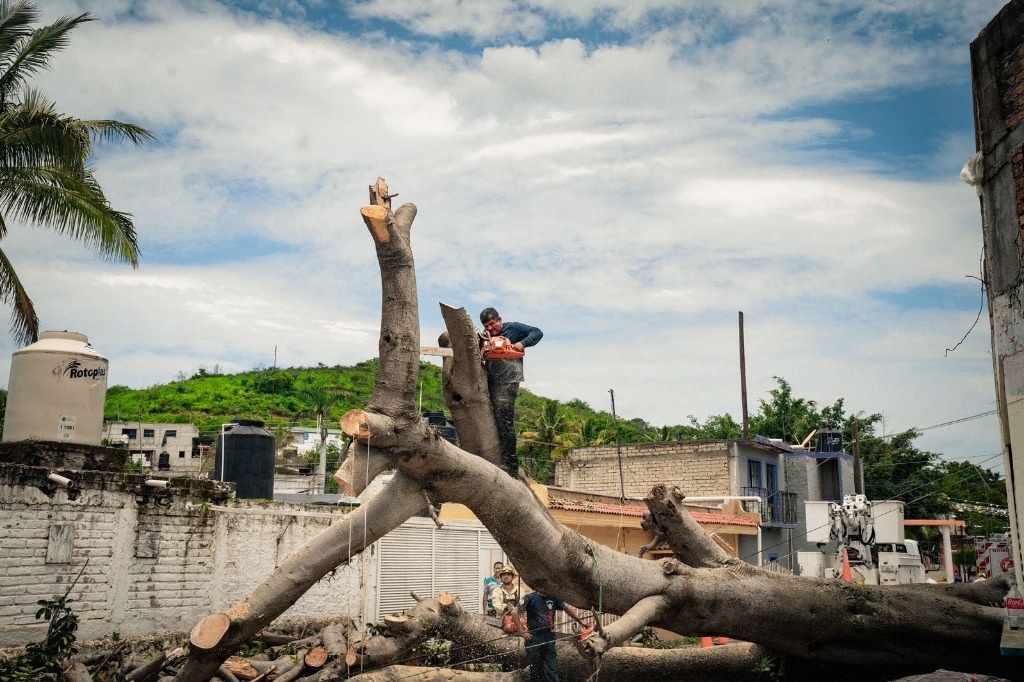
[479, 307, 543, 477]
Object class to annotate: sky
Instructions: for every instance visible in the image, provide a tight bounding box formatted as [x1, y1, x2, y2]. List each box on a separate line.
[5, 0, 1010, 473]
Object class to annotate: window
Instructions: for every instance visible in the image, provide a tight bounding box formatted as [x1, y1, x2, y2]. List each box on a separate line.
[747, 459, 762, 488]
[121, 428, 137, 439]
[765, 462, 778, 492]
[178, 451, 185, 458]
[165, 430, 177, 438]
[143, 429, 155, 438]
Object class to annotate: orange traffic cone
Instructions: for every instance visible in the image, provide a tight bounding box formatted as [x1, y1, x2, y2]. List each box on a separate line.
[716, 637, 730, 644]
[700, 636, 714, 648]
[841, 546, 854, 583]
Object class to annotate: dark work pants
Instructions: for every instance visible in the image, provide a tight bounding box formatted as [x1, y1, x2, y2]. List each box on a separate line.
[489, 381, 520, 476]
[526, 633, 559, 681]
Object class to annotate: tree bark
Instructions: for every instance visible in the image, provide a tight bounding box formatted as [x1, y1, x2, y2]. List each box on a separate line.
[174, 180, 1015, 681]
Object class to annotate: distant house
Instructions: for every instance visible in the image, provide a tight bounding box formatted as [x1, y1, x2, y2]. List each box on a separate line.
[554, 437, 801, 569]
[103, 421, 211, 475]
[281, 426, 345, 456]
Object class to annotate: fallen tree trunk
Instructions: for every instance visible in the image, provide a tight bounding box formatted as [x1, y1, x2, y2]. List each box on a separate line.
[173, 179, 1015, 681]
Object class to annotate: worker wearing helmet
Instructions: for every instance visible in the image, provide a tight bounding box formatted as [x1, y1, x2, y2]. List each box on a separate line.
[491, 565, 522, 618]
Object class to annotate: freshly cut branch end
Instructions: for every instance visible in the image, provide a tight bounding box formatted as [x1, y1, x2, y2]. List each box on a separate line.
[360, 205, 391, 242]
[341, 409, 373, 440]
[190, 612, 231, 651]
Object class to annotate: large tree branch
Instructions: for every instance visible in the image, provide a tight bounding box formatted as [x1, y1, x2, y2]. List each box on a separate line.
[438, 302, 502, 467]
[644, 484, 734, 568]
[174, 472, 425, 681]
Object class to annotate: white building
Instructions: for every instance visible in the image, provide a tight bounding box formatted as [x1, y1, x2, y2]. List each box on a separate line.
[103, 421, 210, 475]
[282, 426, 345, 456]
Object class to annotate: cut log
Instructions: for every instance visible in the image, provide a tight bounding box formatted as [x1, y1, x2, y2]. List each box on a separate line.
[257, 631, 297, 646]
[346, 666, 526, 681]
[383, 614, 413, 635]
[273, 648, 307, 682]
[305, 646, 329, 669]
[190, 612, 231, 651]
[322, 623, 348, 656]
[222, 655, 261, 680]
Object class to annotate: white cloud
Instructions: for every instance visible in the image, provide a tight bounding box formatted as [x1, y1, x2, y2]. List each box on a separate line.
[0, 0, 1001, 469]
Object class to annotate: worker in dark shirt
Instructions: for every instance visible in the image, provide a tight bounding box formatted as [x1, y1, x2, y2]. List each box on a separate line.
[479, 307, 542, 477]
[511, 588, 585, 682]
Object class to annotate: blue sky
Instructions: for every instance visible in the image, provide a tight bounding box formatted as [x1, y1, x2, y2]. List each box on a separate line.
[6, 0, 1008, 474]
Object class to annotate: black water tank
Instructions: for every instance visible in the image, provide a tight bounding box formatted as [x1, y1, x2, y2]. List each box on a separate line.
[814, 428, 843, 453]
[214, 419, 275, 499]
[158, 451, 170, 471]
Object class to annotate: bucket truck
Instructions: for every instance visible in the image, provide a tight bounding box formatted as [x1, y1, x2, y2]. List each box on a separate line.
[797, 494, 927, 585]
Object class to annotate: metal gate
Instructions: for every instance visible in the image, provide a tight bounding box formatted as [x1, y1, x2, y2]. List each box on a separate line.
[374, 517, 502, 621]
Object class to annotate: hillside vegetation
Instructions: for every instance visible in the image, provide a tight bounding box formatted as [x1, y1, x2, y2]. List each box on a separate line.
[104, 360, 446, 437]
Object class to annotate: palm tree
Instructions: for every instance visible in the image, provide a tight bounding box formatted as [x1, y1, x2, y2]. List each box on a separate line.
[561, 416, 614, 449]
[519, 399, 570, 479]
[644, 424, 679, 442]
[0, 2, 152, 345]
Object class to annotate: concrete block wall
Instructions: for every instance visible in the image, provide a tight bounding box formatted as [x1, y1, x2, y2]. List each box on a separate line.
[0, 464, 359, 646]
[554, 441, 731, 498]
[973, 0, 1024, 580]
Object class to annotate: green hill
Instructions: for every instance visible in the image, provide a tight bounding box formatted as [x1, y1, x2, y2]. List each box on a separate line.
[103, 359, 448, 438]
[101, 360, 651, 440]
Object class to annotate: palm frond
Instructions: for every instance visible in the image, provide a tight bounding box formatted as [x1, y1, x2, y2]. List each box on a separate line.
[0, 99, 93, 173]
[0, 10, 93, 102]
[0, 165, 140, 265]
[0, 241, 37, 345]
[0, 2, 38, 68]
[78, 119, 154, 146]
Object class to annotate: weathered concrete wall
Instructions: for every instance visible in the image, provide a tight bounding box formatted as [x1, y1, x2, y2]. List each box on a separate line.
[0, 463, 359, 646]
[553, 441, 732, 498]
[973, 0, 1024, 582]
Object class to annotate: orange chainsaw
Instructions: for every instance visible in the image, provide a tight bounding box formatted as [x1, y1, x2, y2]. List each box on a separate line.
[480, 333, 525, 360]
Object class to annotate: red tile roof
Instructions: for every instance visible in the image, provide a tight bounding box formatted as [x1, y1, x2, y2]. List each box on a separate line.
[548, 498, 758, 527]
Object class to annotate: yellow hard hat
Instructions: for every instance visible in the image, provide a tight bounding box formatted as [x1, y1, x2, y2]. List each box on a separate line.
[498, 565, 516, 576]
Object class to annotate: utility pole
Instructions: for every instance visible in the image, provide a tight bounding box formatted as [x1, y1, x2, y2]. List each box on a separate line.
[609, 389, 626, 503]
[739, 311, 750, 439]
[852, 420, 863, 495]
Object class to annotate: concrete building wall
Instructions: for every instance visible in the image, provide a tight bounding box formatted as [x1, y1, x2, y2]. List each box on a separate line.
[104, 421, 204, 475]
[972, 0, 1024, 590]
[784, 452, 856, 557]
[553, 441, 732, 498]
[0, 464, 358, 646]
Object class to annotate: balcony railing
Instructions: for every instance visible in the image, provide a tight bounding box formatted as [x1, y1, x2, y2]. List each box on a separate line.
[740, 487, 797, 525]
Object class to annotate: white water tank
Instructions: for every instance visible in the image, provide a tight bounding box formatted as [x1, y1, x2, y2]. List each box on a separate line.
[3, 331, 109, 445]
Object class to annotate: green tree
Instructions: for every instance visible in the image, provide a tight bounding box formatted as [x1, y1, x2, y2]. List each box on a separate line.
[294, 374, 346, 493]
[749, 377, 821, 443]
[677, 413, 743, 441]
[644, 424, 679, 442]
[560, 416, 614, 449]
[519, 398, 570, 481]
[0, 2, 152, 345]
